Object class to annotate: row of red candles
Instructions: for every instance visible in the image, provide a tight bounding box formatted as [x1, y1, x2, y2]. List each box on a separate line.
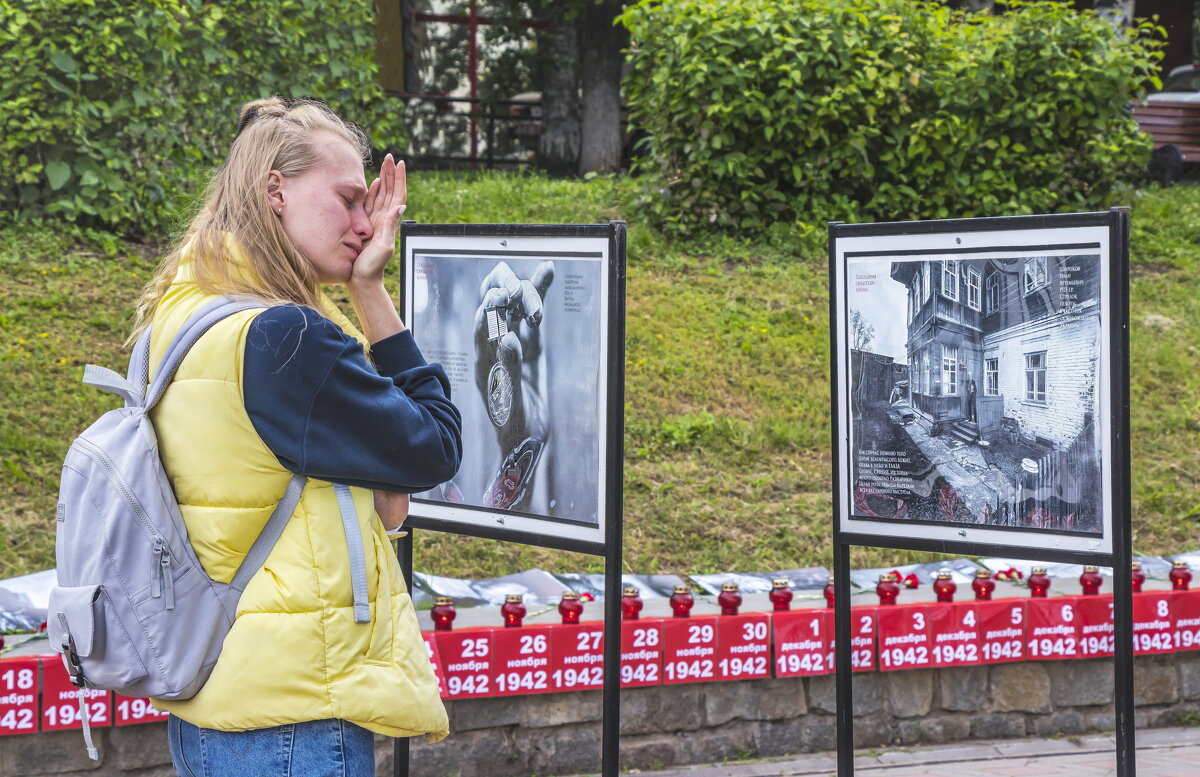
[434, 561, 1194, 629]
[0, 563, 1191, 734]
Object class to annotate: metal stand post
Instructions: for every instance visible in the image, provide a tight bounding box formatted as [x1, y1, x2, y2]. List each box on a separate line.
[833, 543, 854, 776]
[394, 530, 414, 777]
[600, 555, 621, 777]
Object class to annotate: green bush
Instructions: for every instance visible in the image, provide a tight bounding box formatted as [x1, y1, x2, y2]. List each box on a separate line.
[0, 0, 403, 236]
[619, 0, 1162, 232]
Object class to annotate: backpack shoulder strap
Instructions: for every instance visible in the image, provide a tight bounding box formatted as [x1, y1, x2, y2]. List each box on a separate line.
[80, 325, 154, 407]
[143, 297, 265, 412]
[229, 473, 306, 594]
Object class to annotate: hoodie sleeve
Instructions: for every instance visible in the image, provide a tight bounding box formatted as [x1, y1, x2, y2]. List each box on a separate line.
[242, 305, 462, 492]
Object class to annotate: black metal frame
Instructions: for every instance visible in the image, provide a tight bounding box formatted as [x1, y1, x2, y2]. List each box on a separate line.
[393, 221, 627, 777]
[828, 209, 1134, 776]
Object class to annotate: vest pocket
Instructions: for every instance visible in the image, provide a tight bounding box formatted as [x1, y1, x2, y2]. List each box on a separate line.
[48, 584, 150, 690]
[363, 532, 395, 664]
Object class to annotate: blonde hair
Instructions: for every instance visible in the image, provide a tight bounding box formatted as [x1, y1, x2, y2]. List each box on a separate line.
[129, 97, 371, 341]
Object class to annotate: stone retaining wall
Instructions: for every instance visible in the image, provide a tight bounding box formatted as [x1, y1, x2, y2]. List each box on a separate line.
[4, 653, 1199, 776]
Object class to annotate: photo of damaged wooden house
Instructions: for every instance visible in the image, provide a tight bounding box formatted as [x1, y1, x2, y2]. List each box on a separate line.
[846, 251, 1104, 538]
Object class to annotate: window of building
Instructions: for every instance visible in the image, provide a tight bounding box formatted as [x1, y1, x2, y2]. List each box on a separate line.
[986, 272, 1002, 313]
[985, 358, 998, 396]
[1025, 351, 1046, 402]
[910, 362, 918, 394]
[942, 346, 958, 396]
[942, 261, 958, 301]
[965, 267, 981, 311]
[923, 262, 931, 301]
[922, 350, 930, 394]
[1024, 257, 1048, 294]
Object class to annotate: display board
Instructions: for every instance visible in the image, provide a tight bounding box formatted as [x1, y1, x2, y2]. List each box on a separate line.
[831, 213, 1125, 559]
[396, 222, 626, 777]
[829, 209, 1133, 777]
[401, 224, 622, 554]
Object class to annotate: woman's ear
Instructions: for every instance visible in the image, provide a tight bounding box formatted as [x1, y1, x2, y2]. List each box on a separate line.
[266, 170, 285, 213]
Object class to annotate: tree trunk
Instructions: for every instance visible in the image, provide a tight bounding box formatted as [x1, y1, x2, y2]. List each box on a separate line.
[533, 5, 580, 176]
[578, 0, 627, 174]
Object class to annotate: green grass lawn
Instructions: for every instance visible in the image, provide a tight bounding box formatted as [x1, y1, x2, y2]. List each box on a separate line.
[1, 174, 1197, 581]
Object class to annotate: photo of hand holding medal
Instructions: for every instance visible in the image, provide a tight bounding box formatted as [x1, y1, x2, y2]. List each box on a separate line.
[407, 240, 606, 532]
[474, 260, 554, 511]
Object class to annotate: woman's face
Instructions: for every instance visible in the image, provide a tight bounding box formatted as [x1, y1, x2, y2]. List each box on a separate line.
[271, 132, 372, 284]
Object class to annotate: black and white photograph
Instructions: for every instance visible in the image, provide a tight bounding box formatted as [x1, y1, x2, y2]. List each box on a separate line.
[833, 219, 1118, 555]
[402, 229, 617, 549]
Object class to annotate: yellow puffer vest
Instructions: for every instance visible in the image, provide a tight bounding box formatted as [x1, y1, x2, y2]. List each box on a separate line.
[147, 264, 448, 740]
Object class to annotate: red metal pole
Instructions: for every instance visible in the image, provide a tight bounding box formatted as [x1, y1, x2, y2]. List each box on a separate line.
[469, 0, 479, 166]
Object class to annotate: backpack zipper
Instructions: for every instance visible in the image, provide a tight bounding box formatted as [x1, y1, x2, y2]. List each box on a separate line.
[160, 547, 174, 609]
[74, 436, 176, 606]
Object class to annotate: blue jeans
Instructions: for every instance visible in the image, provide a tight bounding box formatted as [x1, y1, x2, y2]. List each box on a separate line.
[168, 714, 375, 777]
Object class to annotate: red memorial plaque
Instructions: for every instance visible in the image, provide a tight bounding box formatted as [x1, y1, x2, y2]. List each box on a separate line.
[773, 610, 831, 678]
[41, 657, 111, 731]
[714, 614, 771, 681]
[1026, 596, 1081, 661]
[829, 607, 877, 673]
[0, 658, 39, 736]
[434, 628, 494, 699]
[547, 622, 605, 692]
[491, 624, 555, 697]
[422, 633, 447, 698]
[978, 599, 1026, 664]
[620, 620, 663, 688]
[1132, 591, 1175, 655]
[877, 604, 932, 672]
[1174, 590, 1200, 651]
[113, 693, 170, 726]
[927, 602, 982, 668]
[1076, 595, 1115, 659]
[662, 615, 718, 685]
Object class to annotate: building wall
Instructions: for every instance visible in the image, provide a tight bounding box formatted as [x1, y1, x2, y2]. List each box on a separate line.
[983, 309, 1100, 449]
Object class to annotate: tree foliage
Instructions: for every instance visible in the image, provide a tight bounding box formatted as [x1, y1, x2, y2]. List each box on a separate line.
[619, 0, 1163, 232]
[0, 0, 404, 235]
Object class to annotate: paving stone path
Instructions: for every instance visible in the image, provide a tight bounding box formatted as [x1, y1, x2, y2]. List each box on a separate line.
[622, 726, 1200, 777]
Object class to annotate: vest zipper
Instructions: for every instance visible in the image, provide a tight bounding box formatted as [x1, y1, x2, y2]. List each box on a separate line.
[74, 437, 176, 599]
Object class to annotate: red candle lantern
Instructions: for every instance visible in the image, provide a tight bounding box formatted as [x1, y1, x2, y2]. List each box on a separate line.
[501, 593, 526, 627]
[769, 578, 794, 612]
[1131, 561, 1145, 593]
[1028, 567, 1051, 598]
[1171, 561, 1193, 591]
[876, 573, 900, 605]
[559, 591, 584, 625]
[431, 596, 456, 631]
[621, 585, 643, 620]
[972, 569, 995, 601]
[669, 584, 694, 618]
[823, 576, 836, 608]
[718, 583, 742, 616]
[933, 568, 957, 603]
[1079, 565, 1103, 596]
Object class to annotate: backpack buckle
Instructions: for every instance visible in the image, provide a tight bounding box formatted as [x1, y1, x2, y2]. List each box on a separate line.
[60, 636, 86, 688]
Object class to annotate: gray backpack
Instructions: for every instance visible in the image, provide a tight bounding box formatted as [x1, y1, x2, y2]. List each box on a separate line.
[49, 298, 307, 758]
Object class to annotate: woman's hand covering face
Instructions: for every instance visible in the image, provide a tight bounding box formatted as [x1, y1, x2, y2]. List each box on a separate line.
[352, 154, 407, 288]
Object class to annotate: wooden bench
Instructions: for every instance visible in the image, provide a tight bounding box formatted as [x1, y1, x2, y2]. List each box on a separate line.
[1133, 100, 1200, 162]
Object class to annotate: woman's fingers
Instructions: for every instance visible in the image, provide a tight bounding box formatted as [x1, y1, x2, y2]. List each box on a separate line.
[365, 175, 381, 220]
[395, 160, 407, 211]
